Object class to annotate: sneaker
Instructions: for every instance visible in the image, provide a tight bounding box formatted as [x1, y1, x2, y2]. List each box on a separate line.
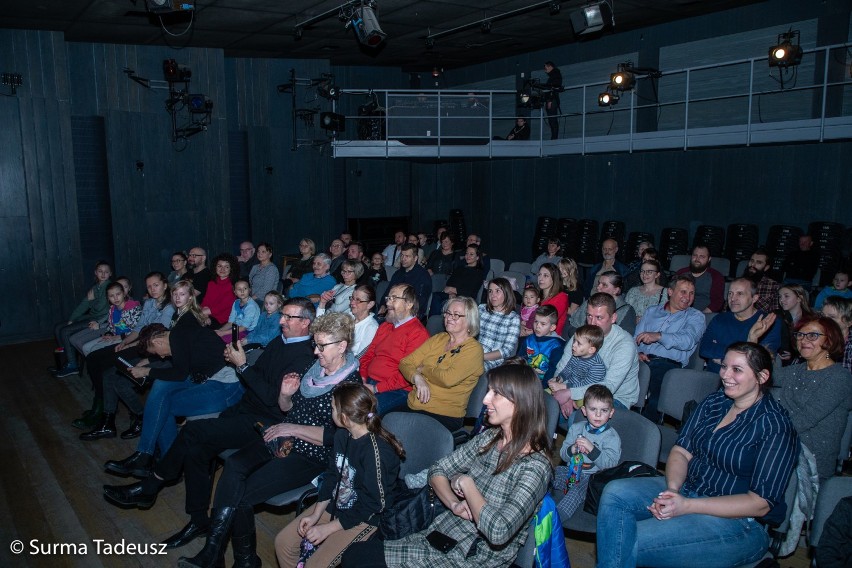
[55, 365, 79, 378]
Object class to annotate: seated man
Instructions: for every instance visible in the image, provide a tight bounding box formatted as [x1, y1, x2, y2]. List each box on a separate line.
[676, 245, 725, 313]
[743, 248, 780, 313]
[382, 230, 406, 267]
[634, 274, 705, 422]
[700, 277, 780, 373]
[584, 238, 628, 297]
[360, 284, 429, 414]
[379, 243, 432, 319]
[782, 234, 819, 286]
[102, 298, 316, 550]
[288, 253, 335, 303]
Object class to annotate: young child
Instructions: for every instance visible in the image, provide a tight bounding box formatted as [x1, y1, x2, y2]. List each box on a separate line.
[77, 281, 142, 358]
[520, 285, 541, 332]
[552, 384, 622, 520]
[523, 305, 566, 384]
[548, 324, 607, 418]
[366, 252, 388, 286]
[217, 278, 260, 344]
[815, 269, 852, 309]
[274, 383, 404, 567]
[244, 291, 284, 348]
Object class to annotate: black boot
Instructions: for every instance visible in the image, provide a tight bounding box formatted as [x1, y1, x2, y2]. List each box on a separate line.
[103, 481, 157, 509]
[72, 398, 104, 430]
[231, 504, 261, 568]
[177, 507, 235, 568]
[104, 451, 154, 478]
[80, 413, 117, 441]
[120, 413, 143, 440]
[161, 519, 209, 549]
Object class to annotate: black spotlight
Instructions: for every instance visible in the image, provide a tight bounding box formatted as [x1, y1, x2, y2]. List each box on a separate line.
[768, 30, 803, 68]
[598, 91, 619, 107]
[186, 94, 212, 114]
[318, 81, 340, 101]
[569, 1, 613, 36]
[350, 5, 386, 47]
[320, 112, 346, 132]
[548, 2, 561, 16]
[610, 69, 635, 91]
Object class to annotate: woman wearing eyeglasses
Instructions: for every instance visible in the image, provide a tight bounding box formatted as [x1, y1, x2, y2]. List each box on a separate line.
[400, 296, 485, 431]
[175, 312, 361, 568]
[317, 260, 363, 316]
[774, 315, 852, 480]
[624, 259, 668, 324]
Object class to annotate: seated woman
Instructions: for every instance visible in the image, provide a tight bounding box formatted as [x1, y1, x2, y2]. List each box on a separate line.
[776, 284, 814, 365]
[624, 258, 668, 324]
[248, 242, 280, 301]
[282, 238, 316, 294]
[215, 279, 260, 344]
[596, 342, 798, 568]
[275, 383, 404, 568]
[774, 316, 852, 480]
[401, 296, 485, 431]
[366, 252, 388, 286]
[821, 295, 852, 372]
[78, 281, 142, 356]
[569, 271, 637, 336]
[341, 363, 552, 568]
[426, 232, 457, 276]
[558, 258, 583, 317]
[53, 260, 113, 378]
[201, 254, 239, 328]
[77, 272, 175, 439]
[429, 244, 485, 316]
[168, 251, 189, 287]
[317, 260, 363, 316]
[479, 278, 521, 372]
[104, 284, 245, 478]
[532, 263, 569, 337]
[349, 284, 379, 358]
[174, 312, 361, 568]
[530, 238, 563, 276]
[243, 291, 284, 348]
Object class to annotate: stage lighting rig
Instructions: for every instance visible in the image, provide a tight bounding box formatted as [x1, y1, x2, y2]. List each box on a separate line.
[294, 1, 386, 48]
[768, 29, 803, 68]
[598, 89, 619, 107]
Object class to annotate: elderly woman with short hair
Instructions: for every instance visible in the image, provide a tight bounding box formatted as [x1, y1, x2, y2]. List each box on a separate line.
[401, 296, 485, 431]
[317, 259, 364, 315]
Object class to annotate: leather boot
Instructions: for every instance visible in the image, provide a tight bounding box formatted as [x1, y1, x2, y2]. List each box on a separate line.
[177, 507, 235, 568]
[72, 398, 104, 430]
[230, 504, 261, 568]
[120, 413, 143, 440]
[80, 413, 117, 441]
[104, 451, 154, 478]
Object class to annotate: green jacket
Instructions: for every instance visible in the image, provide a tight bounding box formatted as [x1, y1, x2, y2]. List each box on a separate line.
[68, 280, 111, 323]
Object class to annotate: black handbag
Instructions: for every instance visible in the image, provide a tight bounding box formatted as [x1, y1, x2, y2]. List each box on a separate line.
[583, 461, 662, 515]
[379, 482, 446, 540]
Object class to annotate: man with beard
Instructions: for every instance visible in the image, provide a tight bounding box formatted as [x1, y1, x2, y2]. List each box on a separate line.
[187, 247, 211, 302]
[742, 248, 780, 313]
[382, 230, 407, 267]
[359, 284, 429, 414]
[585, 238, 628, 296]
[379, 244, 432, 319]
[332, 241, 370, 285]
[676, 245, 724, 313]
[699, 278, 780, 373]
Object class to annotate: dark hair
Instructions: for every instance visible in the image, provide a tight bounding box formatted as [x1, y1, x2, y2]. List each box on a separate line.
[137, 323, 169, 357]
[464, 244, 483, 269]
[668, 272, 696, 290]
[400, 243, 418, 254]
[599, 271, 623, 296]
[823, 296, 852, 326]
[211, 253, 240, 284]
[171, 251, 188, 261]
[106, 281, 126, 297]
[538, 263, 564, 300]
[793, 316, 845, 362]
[284, 296, 317, 323]
[523, 284, 542, 301]
[588, 292, 616, 315]
[257, 241, 273, 255]
[583, 384, 614, 407]
[95, 260, 112, 271]
[332, 383, 405, 458]
[724, 342, 774, 394]
[547, 238, 562, 248]
[486, 278, 516, 314]
[640, 259, 663, 284]
[574, 325, 604, 351]
[481, 364, 550, 474]
[751, 248, 772, 265]
[349, 241, 365, 255]
[691, 244, 711, 256]
[535, 304, 558, 326]
[234, 278, 251, 290]
[641, 247, 659, 260]
[353, 284, 376, 305]
[144, 271, 170, 310]
[545, 60, 555, 67]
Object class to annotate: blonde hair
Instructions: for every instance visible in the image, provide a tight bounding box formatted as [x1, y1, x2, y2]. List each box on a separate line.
[172, 280, 209, 326]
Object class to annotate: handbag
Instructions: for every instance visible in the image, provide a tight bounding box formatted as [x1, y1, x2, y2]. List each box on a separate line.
[582, 461, 662, 515]
[379, 482, 446, 540]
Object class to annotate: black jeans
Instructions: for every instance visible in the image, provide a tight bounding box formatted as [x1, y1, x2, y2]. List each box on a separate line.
[644, 357, 682, 423]
[341, 538, 387, 568]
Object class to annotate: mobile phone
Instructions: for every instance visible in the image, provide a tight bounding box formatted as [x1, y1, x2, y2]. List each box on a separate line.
[231, 323, 239, 348]
[117, 356, 134, 369]
[425, 531, 458, 554]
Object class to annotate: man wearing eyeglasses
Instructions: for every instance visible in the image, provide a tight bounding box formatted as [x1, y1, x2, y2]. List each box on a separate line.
[187, 247, 211, 302]
[379, 244, 432, 319]
[237, 241, 258, 279]
[700, 278, 781, 373]
[103, 298, 316, 549]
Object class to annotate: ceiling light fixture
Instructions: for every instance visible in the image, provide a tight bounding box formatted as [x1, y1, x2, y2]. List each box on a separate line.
[569, 1, 614, 36]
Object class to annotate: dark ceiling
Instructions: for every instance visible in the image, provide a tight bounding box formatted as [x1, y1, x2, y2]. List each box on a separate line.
[3, 0, 766, 69]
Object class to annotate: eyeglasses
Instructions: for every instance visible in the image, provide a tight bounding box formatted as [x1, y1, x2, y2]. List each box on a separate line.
[443, 312, 466, 321]
[280, 314, 307, 321]
[341, 269, 355, 274]
[188, 253, 204, 258]
[386, 295, 405, 303]
[312, 339, 343, 352]
[350, 297, 371, 304]
[792, 331, 825, 341]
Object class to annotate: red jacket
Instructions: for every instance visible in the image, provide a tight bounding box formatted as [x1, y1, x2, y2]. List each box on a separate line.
[359, 318, 429, 392]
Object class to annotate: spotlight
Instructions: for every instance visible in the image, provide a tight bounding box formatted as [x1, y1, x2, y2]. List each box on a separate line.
[349, 5, 386, 47]
[317, 81, 340, 101]
[548, 2, 561, 16]
[320, 112, 346, 132]
[518, 82, 542, 109]
[163, 59, 191, 82]
[432, 67, 442, 78]
[186, 94, 212, 114]
[768, 30, 803, 68]
[610, 70, 635, 91]
[480, 20, 492, 34]
[569, 1, 613, 36]
[598, 91, 619, 107]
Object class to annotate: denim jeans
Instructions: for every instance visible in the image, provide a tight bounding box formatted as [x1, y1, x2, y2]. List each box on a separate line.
[596, 477, 769, 568]
[367, 380, 410, 416]
[137, 377, 245, 455]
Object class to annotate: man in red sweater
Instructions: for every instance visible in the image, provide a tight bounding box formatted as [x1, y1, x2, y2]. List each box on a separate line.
[360, 284, 429, 415]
